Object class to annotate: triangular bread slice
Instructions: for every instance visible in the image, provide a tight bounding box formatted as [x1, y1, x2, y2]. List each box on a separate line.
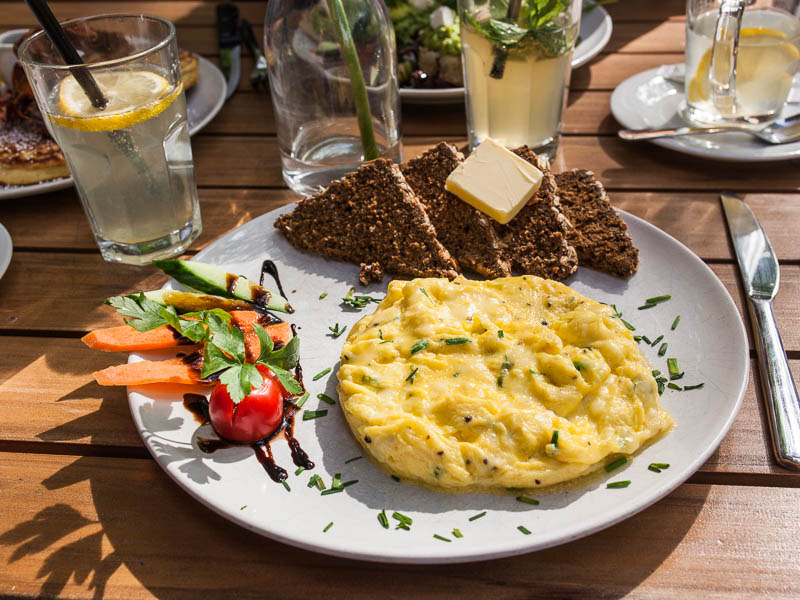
[401, 142, 511, 278]
[493, 146, 578, 280]
[555, 169, 639, 277]
[274, 158, 459, 280]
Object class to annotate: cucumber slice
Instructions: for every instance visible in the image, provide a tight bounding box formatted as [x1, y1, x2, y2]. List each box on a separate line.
[142, 290, 260, 313]
[153, 260, 292, 313]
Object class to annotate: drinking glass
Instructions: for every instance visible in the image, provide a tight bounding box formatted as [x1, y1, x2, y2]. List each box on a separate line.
[458, 0, 581, 163]
[18, 14, 202, 265]
[684, 0, 800, 126]
[265, 0, 402, 196]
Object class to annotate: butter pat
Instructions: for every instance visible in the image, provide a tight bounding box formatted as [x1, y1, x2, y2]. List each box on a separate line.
[445, 138, 543, 224]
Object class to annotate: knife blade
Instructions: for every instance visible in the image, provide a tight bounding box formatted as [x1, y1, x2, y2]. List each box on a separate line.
[721, 191, 800, 470]
[217, 3, 241, 100]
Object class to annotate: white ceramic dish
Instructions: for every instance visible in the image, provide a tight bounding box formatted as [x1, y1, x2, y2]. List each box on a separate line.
[610, 66, 800, 162]
[127, 205, 748, 564]
[0, 223, 11, 279]
[0, 56, 226, 200]
[399, 1, 612, 104]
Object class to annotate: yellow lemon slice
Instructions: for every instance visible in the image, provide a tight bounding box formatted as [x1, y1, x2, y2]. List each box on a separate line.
[687, 27, 799, 104]
[53, 69, 180, 132]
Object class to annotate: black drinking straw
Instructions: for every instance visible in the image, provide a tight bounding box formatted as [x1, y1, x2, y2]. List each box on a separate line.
[24, 0, 108, 109]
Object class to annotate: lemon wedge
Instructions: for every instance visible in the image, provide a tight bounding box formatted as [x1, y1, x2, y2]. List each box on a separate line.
[688, 27, 800, 104]
[53, 69, 180, 132]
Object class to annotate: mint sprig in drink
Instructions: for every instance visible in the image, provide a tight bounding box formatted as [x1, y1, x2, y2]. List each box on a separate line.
[459, 0, 581, 162]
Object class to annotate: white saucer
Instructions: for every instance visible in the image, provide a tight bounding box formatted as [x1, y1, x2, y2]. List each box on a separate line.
[0, 223, 12, 279]
[610, 65, 800, 163]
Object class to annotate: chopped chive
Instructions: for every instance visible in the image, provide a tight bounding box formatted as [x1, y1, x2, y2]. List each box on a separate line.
[319, 292, 328, 299]
[469, 511, 487, 521]
[378, 510, 389, 529]
[392, 511, 413, 525]
[683, 383, 705, 390]
[445, 337, 471, 345]
[312, 367, 331, 381]
[668, 382, 683, 391]
[295, 466, 306, 476]
[345, 456, 362, 464]
[550, 430, 559, 447]
[637, 304, 657, 310]
[240, 505, 247, 510]
[620, 319, 636, 331]
[452, 528, 463, 538]
[671, 315, 681, 330]
[605, 457, 628, 473]
[633, 335, 643, 342]
[314, 477, 326, 491]
[651, 335, 664, 346]
[667, 357, 683, 380]
[303, 409, 328, 421]
[656, 377, 666, 395]
[295, 391, 309, 408]
[341, 480, 358, 488]
[652, 369, 661, 377]
[641, 335, 653, 345]
[529, 369, 543, 376]
[281, 479, 291, 492]
[573, 360, 588, 371]
[328, 323, 347, 338]
[341, 287, 380, 309]
[419, 287, 429, 298]
[433, 534, 451, 542]
[410, 339, 429, 354]
[498, 330, 504, 338]
[496, 375, 504, 388]
[331, 473, 341, 489]
[517, 525, 532, 535]
[320, 487, 343, 496]
[516, 496, 540, 506]
[658, 343, 668, 356]
[391, 475, 400, 482]
[649, 463, 670, 472]
[307, 474, 322, 488]
[395, 522, 411, 531]
[607, 480, 631, 489]
[317, 393, 336, 405]
[646, 294, 671, 304]
[405, 367, 419, 383]
[323, 521, 334, 532]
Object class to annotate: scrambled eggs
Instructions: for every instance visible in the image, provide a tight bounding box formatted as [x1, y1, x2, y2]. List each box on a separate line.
[337, 276, 674, 491]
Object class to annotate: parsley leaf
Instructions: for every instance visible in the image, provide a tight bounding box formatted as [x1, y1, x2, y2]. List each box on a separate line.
[105, 292, 169, 331]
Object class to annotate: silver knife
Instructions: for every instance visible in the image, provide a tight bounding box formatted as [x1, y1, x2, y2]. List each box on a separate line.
[217, 3, 241, 100]
[721, 192, 800, 470]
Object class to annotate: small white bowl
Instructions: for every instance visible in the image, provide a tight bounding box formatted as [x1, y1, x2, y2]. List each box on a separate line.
[0, 29, 29, 90]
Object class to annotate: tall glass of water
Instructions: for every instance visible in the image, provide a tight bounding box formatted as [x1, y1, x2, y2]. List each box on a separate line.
[458, 0, 581, 163]
[19, 14, 202, 265]
[265, 0, 402, 196]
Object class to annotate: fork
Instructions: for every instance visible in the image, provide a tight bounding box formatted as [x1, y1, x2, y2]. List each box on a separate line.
[618, 112, 800, 144]
[239, 19, 268, 90]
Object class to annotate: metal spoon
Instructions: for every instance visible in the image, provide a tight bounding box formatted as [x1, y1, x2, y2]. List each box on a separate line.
[618, 112, 800, 144]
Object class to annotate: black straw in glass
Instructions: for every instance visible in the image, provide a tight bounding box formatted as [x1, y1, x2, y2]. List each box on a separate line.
[24, 0, 108, 109]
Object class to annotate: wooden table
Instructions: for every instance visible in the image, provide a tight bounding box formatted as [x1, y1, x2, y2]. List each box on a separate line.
[1, 1, 799, 597]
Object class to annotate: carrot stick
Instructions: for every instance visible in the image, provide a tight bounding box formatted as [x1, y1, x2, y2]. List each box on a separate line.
[93, 357, 212, 386]
[82, 325, 193, 352]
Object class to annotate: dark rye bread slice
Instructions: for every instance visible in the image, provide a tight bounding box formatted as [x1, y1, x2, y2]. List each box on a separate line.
[400, 142, 511, 278]
[555, 169, 639, 277]
[274, 158, 459, 280]
[493, 146, 578, 280]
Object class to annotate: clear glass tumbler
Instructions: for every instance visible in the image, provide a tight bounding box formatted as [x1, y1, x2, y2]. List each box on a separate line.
[18, 14, 202, 265]
[265, 0, 403, 196]
[458, 0, 581, 163]
[684, 0, 800, 127]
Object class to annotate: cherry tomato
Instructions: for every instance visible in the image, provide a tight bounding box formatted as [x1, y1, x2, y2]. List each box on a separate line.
[209, 364, 285, 443]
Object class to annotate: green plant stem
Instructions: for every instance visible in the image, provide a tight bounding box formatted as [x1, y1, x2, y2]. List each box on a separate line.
[326, 0, 379, 161]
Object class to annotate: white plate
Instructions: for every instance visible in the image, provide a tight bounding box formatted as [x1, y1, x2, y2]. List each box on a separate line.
[128, 205, 748, 564]
[610, 66, 800, 162]
[400, 1, 613, 104]
[0, 56, 226, 200]
[0, 223, 11, 279]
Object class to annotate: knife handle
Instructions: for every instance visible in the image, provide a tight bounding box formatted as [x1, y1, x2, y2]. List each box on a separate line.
[750, 298, 800, 470]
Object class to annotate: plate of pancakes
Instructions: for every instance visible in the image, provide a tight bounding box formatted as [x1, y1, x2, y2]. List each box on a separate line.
[0, 36, 226, 200]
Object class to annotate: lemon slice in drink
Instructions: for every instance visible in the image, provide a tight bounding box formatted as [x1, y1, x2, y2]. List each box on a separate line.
[53, 69, 180, 132]
[688, 28, 800, 103]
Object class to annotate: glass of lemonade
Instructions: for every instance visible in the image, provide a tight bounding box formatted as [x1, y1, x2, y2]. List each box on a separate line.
[18, 14, 202, 264]
[684, 0, 800, 127]
[458, 0, 581, 163]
